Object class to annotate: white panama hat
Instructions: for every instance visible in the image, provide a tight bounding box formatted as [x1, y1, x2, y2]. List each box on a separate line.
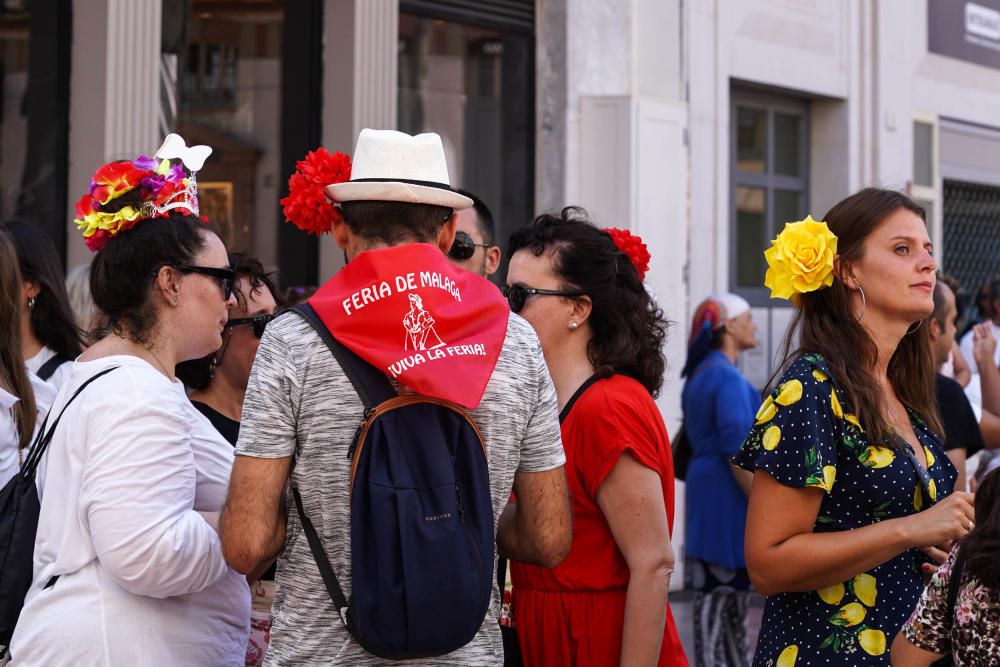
[325, 129, 473, 210]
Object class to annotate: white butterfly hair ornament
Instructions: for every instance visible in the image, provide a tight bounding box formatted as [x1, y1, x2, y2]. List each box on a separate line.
[148, 133, 213, 216]
[155, 133, 213, 172]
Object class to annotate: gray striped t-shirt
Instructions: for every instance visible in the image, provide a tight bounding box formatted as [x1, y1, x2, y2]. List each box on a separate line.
[236, 311, 565, 666]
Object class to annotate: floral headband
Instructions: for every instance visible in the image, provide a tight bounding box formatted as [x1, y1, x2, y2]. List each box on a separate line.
[74, 134, 212, 252]
[764, 215, 838, 301]
[281, 148, 352, 236]
[605, 228, 651, 280]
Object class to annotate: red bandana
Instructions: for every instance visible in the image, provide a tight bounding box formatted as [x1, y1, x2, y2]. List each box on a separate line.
[308, 244, 510, 409]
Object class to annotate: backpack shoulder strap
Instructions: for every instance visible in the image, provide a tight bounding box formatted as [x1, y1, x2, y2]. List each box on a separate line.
[21, 366, 118, 477]
[289, 303, 395, 409]
[36, 354, 72, 382]
[292, 486, 349, 626]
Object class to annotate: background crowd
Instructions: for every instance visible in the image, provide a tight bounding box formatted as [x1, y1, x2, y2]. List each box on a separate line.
[0, 128, 999, 667]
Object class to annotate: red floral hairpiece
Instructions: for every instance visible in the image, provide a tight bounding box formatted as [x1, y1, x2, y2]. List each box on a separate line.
[280, 148, 352, 236]
[605, 228, 651, 280]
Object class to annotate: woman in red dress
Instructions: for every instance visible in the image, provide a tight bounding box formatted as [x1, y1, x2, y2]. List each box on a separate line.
[504, 207, 687, 666]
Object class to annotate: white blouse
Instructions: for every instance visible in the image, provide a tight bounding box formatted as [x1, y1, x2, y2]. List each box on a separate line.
[0, 373, 56, 488]
[9, 355, 250, 666]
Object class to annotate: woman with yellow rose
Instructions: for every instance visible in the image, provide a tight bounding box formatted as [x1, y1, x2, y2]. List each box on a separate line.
[733, 188, 975, 666]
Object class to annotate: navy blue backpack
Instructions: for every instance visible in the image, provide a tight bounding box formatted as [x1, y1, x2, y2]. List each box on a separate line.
[291, 304, 494, 660]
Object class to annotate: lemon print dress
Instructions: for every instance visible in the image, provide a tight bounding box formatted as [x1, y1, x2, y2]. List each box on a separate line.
[733, 354, 957, 666]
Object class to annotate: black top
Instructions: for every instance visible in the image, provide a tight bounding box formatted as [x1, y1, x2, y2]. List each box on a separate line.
[935, 374, 985, 456]
[190, 399, 275, 581]
[191, 401, 241, 446]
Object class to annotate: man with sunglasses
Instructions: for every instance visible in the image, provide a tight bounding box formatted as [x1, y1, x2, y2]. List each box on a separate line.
[448, 188, 501, 278]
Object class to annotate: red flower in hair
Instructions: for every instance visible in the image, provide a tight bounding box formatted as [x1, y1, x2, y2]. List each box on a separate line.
[605, 228, 651, 280]
[280, 148, 352, 236]
[89, 161, 150, 205]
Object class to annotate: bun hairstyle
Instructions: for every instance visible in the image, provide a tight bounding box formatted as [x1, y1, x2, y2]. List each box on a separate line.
[508, 206, 669, 396]
[90, 209, 210, 346]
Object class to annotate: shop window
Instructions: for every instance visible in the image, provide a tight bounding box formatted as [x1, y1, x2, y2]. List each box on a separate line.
[165, 0, 284, 267]
[730, 91, 809, 303]
[397, 7, 534, 281]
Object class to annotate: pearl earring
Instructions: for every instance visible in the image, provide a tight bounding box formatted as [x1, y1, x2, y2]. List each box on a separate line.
[569, 321, 578, 330]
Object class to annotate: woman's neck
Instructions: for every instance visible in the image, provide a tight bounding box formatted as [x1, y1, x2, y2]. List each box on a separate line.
[860, 310, 909, 381]
[189, 371, 245, 422]
[82, 332, 178, 381]
[21, 312, 42, 359]
[545, 339, 598, 412]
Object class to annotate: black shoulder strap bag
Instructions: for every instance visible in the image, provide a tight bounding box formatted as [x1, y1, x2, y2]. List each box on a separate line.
[0, 366, 117, 646]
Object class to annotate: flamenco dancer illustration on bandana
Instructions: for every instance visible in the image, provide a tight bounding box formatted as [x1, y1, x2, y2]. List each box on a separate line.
[403, 293, 446, 351]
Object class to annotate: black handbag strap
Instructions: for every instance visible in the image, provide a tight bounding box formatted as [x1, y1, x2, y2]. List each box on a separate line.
[21, 366, 118, 478]
[292, 486, 349, 624]
[289, 303, 396, 409]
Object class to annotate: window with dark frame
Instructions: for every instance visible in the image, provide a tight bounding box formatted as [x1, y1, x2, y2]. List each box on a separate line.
[731, 91, 810, 304]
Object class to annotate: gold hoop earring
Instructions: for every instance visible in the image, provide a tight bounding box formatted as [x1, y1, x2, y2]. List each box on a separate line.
[905, 319, 924, 335]
[855, 285, 866, 323]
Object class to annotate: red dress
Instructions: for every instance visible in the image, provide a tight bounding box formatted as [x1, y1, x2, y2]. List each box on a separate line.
[510, 375, 688, 666]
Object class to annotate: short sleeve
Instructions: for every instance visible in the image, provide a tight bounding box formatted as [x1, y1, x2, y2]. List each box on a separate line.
[733, 358, 840, 493]
[515, 333, 566, 473]
[576, 383, 664, 498]
[938, 376, 985, 456]
[236, 318, 301, 459]
[902, 546, 957, 654]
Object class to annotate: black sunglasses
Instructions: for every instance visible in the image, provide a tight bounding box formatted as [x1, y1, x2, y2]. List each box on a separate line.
[501, 284, 586, 314]
[448, 230, 491, 261]
[175, 265, 236, 301]
[226, 313, 275, 338]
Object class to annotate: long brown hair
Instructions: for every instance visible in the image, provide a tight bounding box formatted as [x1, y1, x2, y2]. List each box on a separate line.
[770, 188, 942, 443]
[0, 232, 37, 450]
[961, 468, 1000, 589]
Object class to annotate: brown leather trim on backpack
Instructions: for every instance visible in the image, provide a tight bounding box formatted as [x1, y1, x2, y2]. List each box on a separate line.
[348, 395, 488, 504]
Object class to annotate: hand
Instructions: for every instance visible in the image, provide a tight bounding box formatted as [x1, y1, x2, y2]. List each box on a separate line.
[904, 492, 975, 548]
[972, 322, 997, 369]
[918, 540, 954, 581]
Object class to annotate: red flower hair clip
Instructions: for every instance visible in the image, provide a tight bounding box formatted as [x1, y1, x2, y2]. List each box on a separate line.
[605, 228, 651, 280]
[280, 148, 352, 236]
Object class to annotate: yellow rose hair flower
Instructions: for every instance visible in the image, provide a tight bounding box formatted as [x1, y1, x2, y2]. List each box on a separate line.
[764, 215, 838, 301]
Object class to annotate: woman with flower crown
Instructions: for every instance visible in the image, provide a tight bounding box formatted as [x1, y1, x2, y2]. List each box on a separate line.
[505, 207, 687, 666]
[733, 188, 975, 666]
[8, 140, 251, 665]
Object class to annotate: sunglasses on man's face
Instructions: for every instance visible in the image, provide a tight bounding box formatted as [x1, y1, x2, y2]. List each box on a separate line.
[226, 313, 275, 339]
[448, 230, 491, 261]
[501, 284, 586, 314]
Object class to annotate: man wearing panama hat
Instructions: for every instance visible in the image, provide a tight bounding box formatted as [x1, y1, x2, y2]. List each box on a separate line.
[221, 129, 571, 666]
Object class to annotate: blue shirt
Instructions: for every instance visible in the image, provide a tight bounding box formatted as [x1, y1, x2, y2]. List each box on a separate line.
[682, 350, 759, 569]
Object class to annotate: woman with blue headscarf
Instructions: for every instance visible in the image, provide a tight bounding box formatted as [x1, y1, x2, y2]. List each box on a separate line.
[681, 294, 759, 667]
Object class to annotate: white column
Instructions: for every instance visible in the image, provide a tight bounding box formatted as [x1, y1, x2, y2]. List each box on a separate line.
[318, 0, 398, 281]
[66, 0, 162, 268]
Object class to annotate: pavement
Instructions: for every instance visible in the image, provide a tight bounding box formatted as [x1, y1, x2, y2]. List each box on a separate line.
[671, 589, 765, 665]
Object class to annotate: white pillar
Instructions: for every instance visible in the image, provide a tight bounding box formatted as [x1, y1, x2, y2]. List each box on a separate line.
[66, 0, 162, 268]
[318, 0, 398, 281]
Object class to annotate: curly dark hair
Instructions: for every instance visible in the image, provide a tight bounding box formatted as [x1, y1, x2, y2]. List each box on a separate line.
[508, 207, 669, 396]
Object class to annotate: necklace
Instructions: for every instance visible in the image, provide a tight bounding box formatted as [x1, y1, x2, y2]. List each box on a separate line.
[115, 329, 172, 379]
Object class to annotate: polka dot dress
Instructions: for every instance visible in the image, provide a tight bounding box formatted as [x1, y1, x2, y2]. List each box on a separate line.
[733, 354, 957, 666]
